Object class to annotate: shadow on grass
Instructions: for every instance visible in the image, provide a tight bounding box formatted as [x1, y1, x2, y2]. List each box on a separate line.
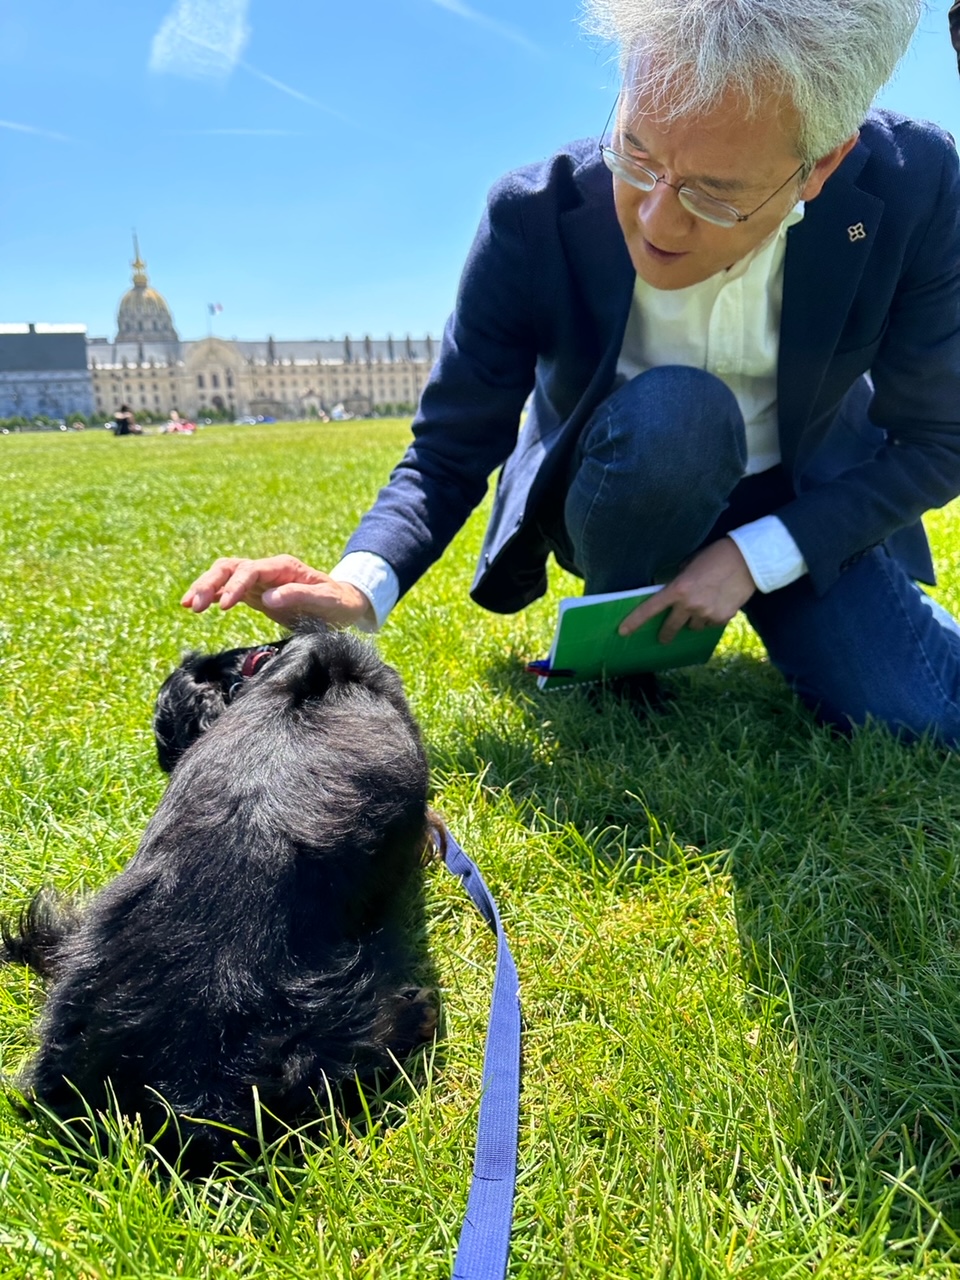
[434, 648, 824, 843]
[434, 647, 960, 1249]
[730, 826, 960, 1244]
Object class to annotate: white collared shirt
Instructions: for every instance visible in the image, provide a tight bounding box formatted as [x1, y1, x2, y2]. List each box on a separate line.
[616, 204, 808, 594]
[333, 206, 808, 629]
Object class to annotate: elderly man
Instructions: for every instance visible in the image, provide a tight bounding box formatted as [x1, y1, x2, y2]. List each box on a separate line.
[185, 0, 960, 744]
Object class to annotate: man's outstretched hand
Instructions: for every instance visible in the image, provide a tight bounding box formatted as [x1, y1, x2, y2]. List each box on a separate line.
[181, 555, 374, 629]
[617, 538, 756, 643]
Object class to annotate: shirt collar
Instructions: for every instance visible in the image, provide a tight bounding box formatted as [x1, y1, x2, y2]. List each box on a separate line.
[723, 200, 805, 280]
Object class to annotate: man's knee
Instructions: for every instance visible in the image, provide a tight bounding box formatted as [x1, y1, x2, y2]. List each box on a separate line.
[564, 368, 750, 591]
[569, 366, 748, 523]
[577, 366, 747, 477]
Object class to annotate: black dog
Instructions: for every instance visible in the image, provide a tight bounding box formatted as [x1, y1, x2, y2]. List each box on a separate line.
[2, 620, 437, 1169]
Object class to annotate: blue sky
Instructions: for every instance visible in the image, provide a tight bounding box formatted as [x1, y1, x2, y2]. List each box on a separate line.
[1, 0, 957, 343]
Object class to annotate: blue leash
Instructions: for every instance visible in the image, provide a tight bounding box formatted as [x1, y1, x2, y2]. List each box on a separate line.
[441, 831, 521, 1280]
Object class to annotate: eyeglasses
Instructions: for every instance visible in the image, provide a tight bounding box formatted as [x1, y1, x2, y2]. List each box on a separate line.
[598, 99, 805, 228]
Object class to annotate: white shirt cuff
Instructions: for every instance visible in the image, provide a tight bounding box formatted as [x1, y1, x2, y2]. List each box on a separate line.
[728, 516, 808, 593]
[329, 552, 400, 632]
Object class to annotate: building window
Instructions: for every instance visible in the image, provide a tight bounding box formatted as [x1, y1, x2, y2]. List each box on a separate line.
[226, 372, 234, 389]
[212, 373, 220, 389]
[197, 374, 205, 389]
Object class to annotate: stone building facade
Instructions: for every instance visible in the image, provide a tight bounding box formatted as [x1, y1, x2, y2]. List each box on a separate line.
[86, 249, 439, 421]
[0, 324, 95, 420]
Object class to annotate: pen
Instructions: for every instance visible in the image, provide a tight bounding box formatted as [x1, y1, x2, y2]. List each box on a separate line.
[524, 661, 577, 677]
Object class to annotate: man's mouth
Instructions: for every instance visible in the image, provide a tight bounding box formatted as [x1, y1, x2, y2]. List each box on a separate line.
[642, 238, 688, 262]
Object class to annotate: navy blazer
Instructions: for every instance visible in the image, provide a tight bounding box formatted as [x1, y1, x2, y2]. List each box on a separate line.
[345, 110, 960, 615]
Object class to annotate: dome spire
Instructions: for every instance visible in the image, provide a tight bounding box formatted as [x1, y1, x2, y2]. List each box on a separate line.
[116, 236, 179, 345]
[131, 231, 148, 288]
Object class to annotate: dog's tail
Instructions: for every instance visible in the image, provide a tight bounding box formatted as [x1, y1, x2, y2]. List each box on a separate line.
[0, 890, 80, 980]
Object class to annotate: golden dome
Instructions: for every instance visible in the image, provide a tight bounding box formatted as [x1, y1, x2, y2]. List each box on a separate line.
[116, 237, 178, 344]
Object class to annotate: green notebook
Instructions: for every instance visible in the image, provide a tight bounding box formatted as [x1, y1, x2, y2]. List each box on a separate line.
[533, 586, 725, 690]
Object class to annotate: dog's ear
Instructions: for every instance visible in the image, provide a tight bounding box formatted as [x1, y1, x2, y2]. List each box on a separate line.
[267, 628, 398, 709]
[153, 665, 231, 772]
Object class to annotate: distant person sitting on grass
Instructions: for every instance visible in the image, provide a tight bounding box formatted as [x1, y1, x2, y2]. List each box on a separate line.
[184, 0, 960, 746]
[113, 404, 141, 437]
[163, 410, 196, 435]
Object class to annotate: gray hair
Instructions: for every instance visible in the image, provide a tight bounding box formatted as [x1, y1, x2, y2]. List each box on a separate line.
[583, 0, 922, 162]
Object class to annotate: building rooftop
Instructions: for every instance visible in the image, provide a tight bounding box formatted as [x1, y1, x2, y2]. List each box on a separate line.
[0, 325, 90, 372]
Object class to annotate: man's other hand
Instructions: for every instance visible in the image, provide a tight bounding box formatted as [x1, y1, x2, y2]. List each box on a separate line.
[181, 555, 375, 628]
[618, 538, 756, 643]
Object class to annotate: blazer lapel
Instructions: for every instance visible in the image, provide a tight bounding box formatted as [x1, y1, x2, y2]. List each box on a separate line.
[778, 141, 885, 473]
[559, 155, 636, 396]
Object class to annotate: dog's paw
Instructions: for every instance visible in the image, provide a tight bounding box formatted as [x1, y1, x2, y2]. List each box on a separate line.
[421, 812, 447, 864]
[396, 986, 438, 1046]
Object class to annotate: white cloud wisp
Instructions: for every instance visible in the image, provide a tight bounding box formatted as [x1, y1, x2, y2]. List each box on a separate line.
[149, 0, 251, 81]
[0, 119, 72, 142]
[426, 0, 542, 55]
[148, 1, 348, 119]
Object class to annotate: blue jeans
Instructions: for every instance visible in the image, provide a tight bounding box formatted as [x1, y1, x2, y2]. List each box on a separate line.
[563, 367, 960, 744]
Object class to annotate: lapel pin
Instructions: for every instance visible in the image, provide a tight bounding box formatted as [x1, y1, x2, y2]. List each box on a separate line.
[847, 222, 867, 242]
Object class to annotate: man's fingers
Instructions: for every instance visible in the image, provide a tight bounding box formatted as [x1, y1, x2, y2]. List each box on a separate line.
[656, 606, 689, 644]
[181, 556, 329, 614]
[616, 541, 753, 642]
[181, 556, 370, 627]
[618, 590, 671, 637]
[618, 590, 692, 644]
[181, 557, 243, 611]
[217, 563, 275, 609]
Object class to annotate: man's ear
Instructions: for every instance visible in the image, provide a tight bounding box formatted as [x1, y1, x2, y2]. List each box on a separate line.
[799, 132, 861, 202]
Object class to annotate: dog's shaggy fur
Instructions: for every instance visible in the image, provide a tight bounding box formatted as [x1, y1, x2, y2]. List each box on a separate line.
[1, 621, 437, 1168]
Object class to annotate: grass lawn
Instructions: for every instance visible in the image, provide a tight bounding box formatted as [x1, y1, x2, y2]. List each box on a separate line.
[2, 419, 960, 1278]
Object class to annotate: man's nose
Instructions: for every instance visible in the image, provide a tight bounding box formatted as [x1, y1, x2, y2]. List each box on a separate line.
[636, 178, 694, 238]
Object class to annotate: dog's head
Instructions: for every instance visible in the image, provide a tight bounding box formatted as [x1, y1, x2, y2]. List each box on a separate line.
[153, 638, 290, 772]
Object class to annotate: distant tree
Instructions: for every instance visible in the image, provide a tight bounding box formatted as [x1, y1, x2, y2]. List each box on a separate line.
[195, 404, 233, 422]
